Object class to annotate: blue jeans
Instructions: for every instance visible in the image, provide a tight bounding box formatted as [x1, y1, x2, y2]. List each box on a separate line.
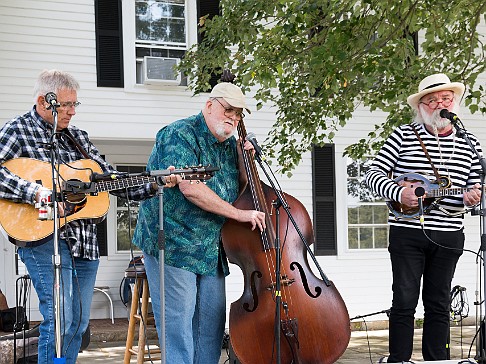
[387, 226, 464, 362]
[18, 239, 99, 364]
[144, 253, 226, 364]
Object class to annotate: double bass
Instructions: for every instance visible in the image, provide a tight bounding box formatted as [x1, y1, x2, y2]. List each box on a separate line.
[221, 122, 351, 364]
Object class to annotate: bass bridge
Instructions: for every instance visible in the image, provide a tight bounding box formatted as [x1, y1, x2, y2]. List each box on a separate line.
[266, 275, 296, 291]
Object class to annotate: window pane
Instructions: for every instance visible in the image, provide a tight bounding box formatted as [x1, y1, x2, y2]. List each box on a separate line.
[346, 157, 388, 250]
[348, 207, 358, 224]
[348, 227, 358, 249]
[347, 160, 359, 178]
[116, 165, 146, 251]
[358, 205, 373, 224]
[373, 205, 389, 223]
[136, 0, 186, 44]
[117, 210, 139, 251]
[116, 197, 141, 209]
[374, 227, 388, 248]
[359, 227, 373, 249]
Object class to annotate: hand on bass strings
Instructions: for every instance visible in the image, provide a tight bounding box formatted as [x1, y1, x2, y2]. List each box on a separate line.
[236, 208, 266, 232]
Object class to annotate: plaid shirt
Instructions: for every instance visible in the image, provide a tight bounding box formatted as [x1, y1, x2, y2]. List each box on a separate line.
[0, 106, 154, 259]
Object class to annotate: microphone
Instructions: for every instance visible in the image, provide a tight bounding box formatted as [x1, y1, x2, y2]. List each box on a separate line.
[439, 109, 459, 123]
[45, 92, 60, 109]
[245, 132, 263, 158]
[414, 186, 425, 197]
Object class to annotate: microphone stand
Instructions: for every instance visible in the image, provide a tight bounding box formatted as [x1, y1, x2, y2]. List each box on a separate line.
[47, 103, 66, 363]
[252, 150, 332, 364]
[349, 308, 391, 321]
[450, 118, 486, 363]
[148, 170, 171, 364]
[156, 179, 166, 364]
[273, 198, 282, 364]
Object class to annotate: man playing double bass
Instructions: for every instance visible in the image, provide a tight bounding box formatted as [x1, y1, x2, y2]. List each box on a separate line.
[132, 82, 266, 363]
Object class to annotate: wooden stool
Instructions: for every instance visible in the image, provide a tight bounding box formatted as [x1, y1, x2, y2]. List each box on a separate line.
[124, 266, 160, 363]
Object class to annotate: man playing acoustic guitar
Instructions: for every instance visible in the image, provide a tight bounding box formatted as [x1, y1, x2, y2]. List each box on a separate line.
[365, 73, 482, 363]
[0, 69, 180, 363]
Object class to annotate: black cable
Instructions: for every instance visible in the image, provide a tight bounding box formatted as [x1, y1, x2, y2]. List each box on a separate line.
[420, 224, 482, 260]
[349, 309, 390, 362]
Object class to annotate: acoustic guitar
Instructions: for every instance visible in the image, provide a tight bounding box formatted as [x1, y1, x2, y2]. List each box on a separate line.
[386, 172, 475, 219]
[0, 158, 216, 245]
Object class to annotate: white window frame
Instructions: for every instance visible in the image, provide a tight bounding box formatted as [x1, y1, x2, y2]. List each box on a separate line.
[122, 0, 198, 90]
[113, 164, 147, 253]
[345, 156, 389, 250]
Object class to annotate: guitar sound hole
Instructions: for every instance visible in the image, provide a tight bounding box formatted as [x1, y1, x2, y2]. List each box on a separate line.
[63, 200, 88, 216]
[65, 193, 87, 204]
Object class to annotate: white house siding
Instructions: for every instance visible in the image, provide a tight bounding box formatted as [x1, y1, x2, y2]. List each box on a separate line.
[0, 0, 485, 333]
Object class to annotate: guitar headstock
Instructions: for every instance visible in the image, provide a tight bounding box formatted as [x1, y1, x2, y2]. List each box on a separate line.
[175, 165, 219, 182]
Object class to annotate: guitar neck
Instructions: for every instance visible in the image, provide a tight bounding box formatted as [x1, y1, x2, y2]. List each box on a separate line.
[429, 186, 474, 198]
[95, 176, 155, 193]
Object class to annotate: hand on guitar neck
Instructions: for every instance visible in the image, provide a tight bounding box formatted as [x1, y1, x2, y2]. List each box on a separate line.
[464, 183, 481, 207]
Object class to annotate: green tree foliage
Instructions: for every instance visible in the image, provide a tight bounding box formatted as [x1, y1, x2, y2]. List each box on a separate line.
[179, 0, 486, 172]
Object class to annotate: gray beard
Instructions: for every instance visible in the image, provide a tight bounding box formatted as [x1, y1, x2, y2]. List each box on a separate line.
[214, 124, 235, 140]
[416, 104, 460, 132]
[422, 109, 450, 131]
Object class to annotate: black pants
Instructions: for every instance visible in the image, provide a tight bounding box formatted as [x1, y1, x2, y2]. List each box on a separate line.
[387, 226, 464, 362]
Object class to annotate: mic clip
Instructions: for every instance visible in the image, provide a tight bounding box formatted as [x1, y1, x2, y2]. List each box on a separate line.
[417, 197, 425, 226]
[414, 186, 425, 226]
[245, 133, 264, 162]
[62, 180, 97, 194]
[90, 172, 129, 182]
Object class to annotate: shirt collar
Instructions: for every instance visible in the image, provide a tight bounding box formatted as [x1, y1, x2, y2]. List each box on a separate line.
[31, 105, 55, 133]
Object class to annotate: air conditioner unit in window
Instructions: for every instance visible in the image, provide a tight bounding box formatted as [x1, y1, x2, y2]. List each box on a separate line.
[143, 56, 181, 85]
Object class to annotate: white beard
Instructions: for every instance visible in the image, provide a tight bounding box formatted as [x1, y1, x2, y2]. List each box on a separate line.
[214, 122, 236, 140]
[416, 103, 460, 132]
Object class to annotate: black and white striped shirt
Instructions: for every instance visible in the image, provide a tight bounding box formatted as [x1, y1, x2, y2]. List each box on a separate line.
[365, 122, 483, 231]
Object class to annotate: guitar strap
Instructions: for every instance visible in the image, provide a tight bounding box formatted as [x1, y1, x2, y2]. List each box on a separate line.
[61, 129, 91, 159]
[411, 124, 443, 183]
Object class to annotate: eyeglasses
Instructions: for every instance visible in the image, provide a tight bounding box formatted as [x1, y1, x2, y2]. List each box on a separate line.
[58, 101, 81, 109]
[420, 96, 453, 109]
[212, 98, 245, 120]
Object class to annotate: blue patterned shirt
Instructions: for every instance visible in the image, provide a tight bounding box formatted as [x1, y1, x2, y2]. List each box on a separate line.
[0, 106, 154, 259]
[132, 112, 240, 276]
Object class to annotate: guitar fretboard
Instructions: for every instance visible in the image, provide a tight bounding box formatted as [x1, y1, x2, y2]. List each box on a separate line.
[428, 186, 474, 198]
[95, 176, 155, 193]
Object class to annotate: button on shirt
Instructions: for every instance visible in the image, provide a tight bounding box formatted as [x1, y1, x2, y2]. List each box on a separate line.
[132, 112, 240, 276]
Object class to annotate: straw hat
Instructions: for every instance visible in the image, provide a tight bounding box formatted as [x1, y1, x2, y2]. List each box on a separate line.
[209, 83, 251, 114]
[406, 73, 465, 109]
